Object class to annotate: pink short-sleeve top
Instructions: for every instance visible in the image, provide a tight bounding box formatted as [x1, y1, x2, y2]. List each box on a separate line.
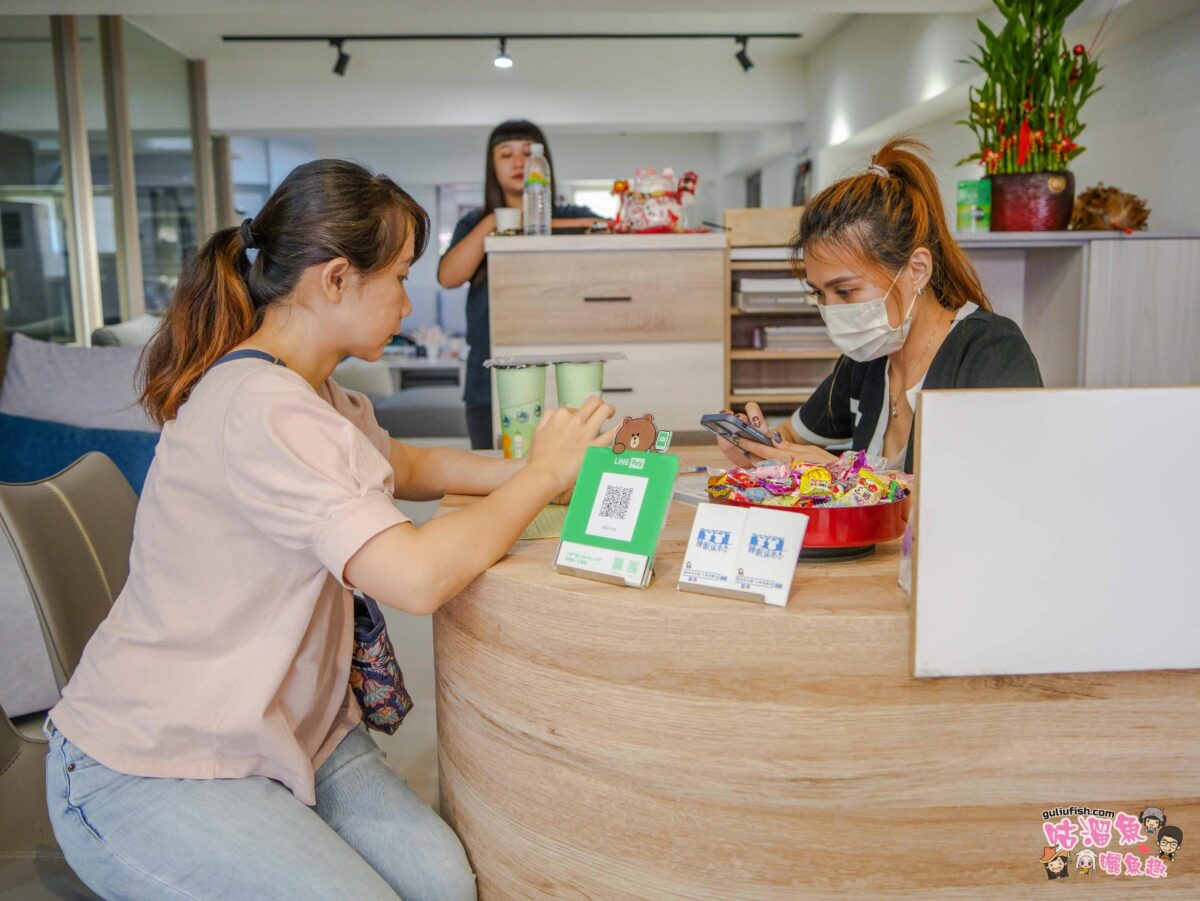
[50, 359, 408, 805]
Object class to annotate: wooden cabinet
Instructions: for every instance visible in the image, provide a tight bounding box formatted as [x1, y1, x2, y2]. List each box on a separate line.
[488, 247, 724, 344]
[485, 234, 728, 440]
[720, 207, 839, 415]
[960, 231, 1200, 388]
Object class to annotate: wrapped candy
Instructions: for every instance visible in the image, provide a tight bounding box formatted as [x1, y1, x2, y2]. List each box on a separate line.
[707, 454, 912, 510]
[845, 470, 890, 506]
[798, 466, 835, 496]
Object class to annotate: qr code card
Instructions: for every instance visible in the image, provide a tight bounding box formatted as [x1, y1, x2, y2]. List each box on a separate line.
[584, 471, 648, 543]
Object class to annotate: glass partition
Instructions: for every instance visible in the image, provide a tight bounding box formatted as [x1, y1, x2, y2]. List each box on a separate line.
[0, 16, 75, 341]
[124, 21, 196, 312]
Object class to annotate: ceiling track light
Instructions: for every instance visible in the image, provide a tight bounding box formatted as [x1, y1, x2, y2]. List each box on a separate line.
[330, 38, 350, 76]
[735, 36, 753, 73]
[494, 37, 513, 69]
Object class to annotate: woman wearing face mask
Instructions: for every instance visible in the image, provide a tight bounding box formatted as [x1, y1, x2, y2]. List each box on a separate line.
[720, 136, 1042, 471]
[438, 120, 600, 449]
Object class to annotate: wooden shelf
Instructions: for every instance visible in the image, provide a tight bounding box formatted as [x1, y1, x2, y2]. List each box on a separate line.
[730, 260, 802, 272]
[728, 393, 812, 406]
[730, 349, 838, 361]
[729, 306, 819, 316]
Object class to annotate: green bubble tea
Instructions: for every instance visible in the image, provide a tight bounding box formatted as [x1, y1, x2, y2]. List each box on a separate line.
[495, 364, 547, 458]
[554, 361, 604, 409]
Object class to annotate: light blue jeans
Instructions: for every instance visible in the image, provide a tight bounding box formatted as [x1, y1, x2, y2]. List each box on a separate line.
[44, 720, 476, 900]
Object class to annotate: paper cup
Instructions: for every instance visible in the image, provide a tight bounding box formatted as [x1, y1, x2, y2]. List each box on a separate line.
[495, 364, 547, 458]
[554, 361, 604, 408]
[495, 208, 521, 235]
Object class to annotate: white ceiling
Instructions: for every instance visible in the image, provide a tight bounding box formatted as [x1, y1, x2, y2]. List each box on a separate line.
[0, 1, 995, 134]
[6, 1, 994, 59]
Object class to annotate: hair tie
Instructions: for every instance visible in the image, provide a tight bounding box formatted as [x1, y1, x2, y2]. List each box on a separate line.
[867, 163, 890, 179]
[239, 218, 257, 250]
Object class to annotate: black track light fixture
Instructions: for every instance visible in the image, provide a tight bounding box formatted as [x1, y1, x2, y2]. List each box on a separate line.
[494, 37, 513, 69]
[331, 39, 350, 76]
[735, 36, 753, 73]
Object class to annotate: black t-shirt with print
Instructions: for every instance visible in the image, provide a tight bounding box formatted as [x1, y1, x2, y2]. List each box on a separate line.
[795, 308, 1043, 472]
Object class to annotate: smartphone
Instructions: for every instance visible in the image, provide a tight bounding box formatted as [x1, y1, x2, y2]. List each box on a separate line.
[700, 412, 775, 447]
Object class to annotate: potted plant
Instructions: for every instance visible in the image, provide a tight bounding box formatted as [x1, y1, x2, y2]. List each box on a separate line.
[959, 0, 1103, 230]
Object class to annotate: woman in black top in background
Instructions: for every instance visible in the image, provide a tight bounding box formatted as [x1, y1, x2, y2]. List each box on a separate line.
[719, 136, 1042, 472]
[438, 120, 599, 449]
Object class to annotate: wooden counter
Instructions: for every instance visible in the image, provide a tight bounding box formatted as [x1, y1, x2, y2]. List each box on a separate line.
[433, 449, 1200, 898]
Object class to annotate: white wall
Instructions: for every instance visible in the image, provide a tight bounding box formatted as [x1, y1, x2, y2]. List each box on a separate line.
[803, 12, 981, 187]
[716, 123, 808, 210]
[1066, 6, 1200, 231]
[802, 0, 1200, 230]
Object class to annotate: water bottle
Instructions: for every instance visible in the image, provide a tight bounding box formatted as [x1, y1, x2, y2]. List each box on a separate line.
[522, 143, 551, 236]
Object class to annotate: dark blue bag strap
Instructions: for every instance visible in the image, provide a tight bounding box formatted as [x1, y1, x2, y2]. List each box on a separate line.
[208, 349, 287, 371]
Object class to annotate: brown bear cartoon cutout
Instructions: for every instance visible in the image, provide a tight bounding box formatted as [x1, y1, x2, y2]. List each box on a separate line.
[612, 414, 658, 454]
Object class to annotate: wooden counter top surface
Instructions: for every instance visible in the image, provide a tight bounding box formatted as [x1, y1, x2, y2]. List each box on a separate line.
[433, 446, 1200, 898]
[484, 232, 728, 253]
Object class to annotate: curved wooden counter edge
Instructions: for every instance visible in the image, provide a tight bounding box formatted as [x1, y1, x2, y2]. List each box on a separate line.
[432, 449, 1200, 898]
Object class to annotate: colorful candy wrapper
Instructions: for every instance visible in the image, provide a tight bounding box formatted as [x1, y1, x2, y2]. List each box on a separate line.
[798, 466, 835, 496]
[847, 470, 890, 506]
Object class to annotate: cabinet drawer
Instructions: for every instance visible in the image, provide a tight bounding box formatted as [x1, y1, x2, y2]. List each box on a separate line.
[488, 250, 725, 344]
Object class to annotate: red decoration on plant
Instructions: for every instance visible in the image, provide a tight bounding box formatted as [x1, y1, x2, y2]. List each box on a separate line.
[1017, 119, 1032, 167]
[1073, 44, 1086, 56]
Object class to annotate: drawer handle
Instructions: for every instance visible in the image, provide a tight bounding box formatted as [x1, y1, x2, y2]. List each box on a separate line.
[583, 295, 632, 303]
[603, 387, 634, 394]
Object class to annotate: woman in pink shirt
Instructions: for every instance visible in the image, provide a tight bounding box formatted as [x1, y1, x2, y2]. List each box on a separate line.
[44, 159, 613, 900]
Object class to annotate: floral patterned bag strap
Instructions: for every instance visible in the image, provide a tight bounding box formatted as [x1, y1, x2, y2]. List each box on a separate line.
[349, 594, 413, 734]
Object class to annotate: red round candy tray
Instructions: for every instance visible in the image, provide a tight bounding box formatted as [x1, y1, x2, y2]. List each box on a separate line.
[712, 494, 911, 549]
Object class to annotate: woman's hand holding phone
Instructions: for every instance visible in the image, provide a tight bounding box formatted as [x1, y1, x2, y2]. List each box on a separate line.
[716, 402, 836, 467]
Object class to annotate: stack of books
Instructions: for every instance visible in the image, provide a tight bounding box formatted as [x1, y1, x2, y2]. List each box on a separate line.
[733, 276, 815, 313]
[762, 325, 836, 352]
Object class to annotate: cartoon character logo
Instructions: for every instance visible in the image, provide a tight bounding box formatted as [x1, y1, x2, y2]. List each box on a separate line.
[1140, 806, 1166, 835]
[1157, 825, 1183, 861]
[1038, 846, 1071, 879]
[1074, 849, 1096, 875]
[612, 414, 658, 455]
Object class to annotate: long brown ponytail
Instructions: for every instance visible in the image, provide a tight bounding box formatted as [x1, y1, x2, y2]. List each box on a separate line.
[795, 135, 990, 312]
[139, 159, 429, 425]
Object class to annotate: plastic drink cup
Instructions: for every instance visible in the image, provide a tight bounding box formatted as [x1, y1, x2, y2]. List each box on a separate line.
[554, 361, 604, 409]
[494, 208, 521, 234]
[495, 364, 547, 458]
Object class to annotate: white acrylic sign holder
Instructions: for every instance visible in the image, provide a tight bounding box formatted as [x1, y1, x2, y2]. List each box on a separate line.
[912, 387, 1200, 677]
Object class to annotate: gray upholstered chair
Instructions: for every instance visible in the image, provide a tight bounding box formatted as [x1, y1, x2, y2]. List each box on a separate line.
[0, 452, 135, 689]
[0, 701, 99, 899]
[0, 453, 134, 899]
